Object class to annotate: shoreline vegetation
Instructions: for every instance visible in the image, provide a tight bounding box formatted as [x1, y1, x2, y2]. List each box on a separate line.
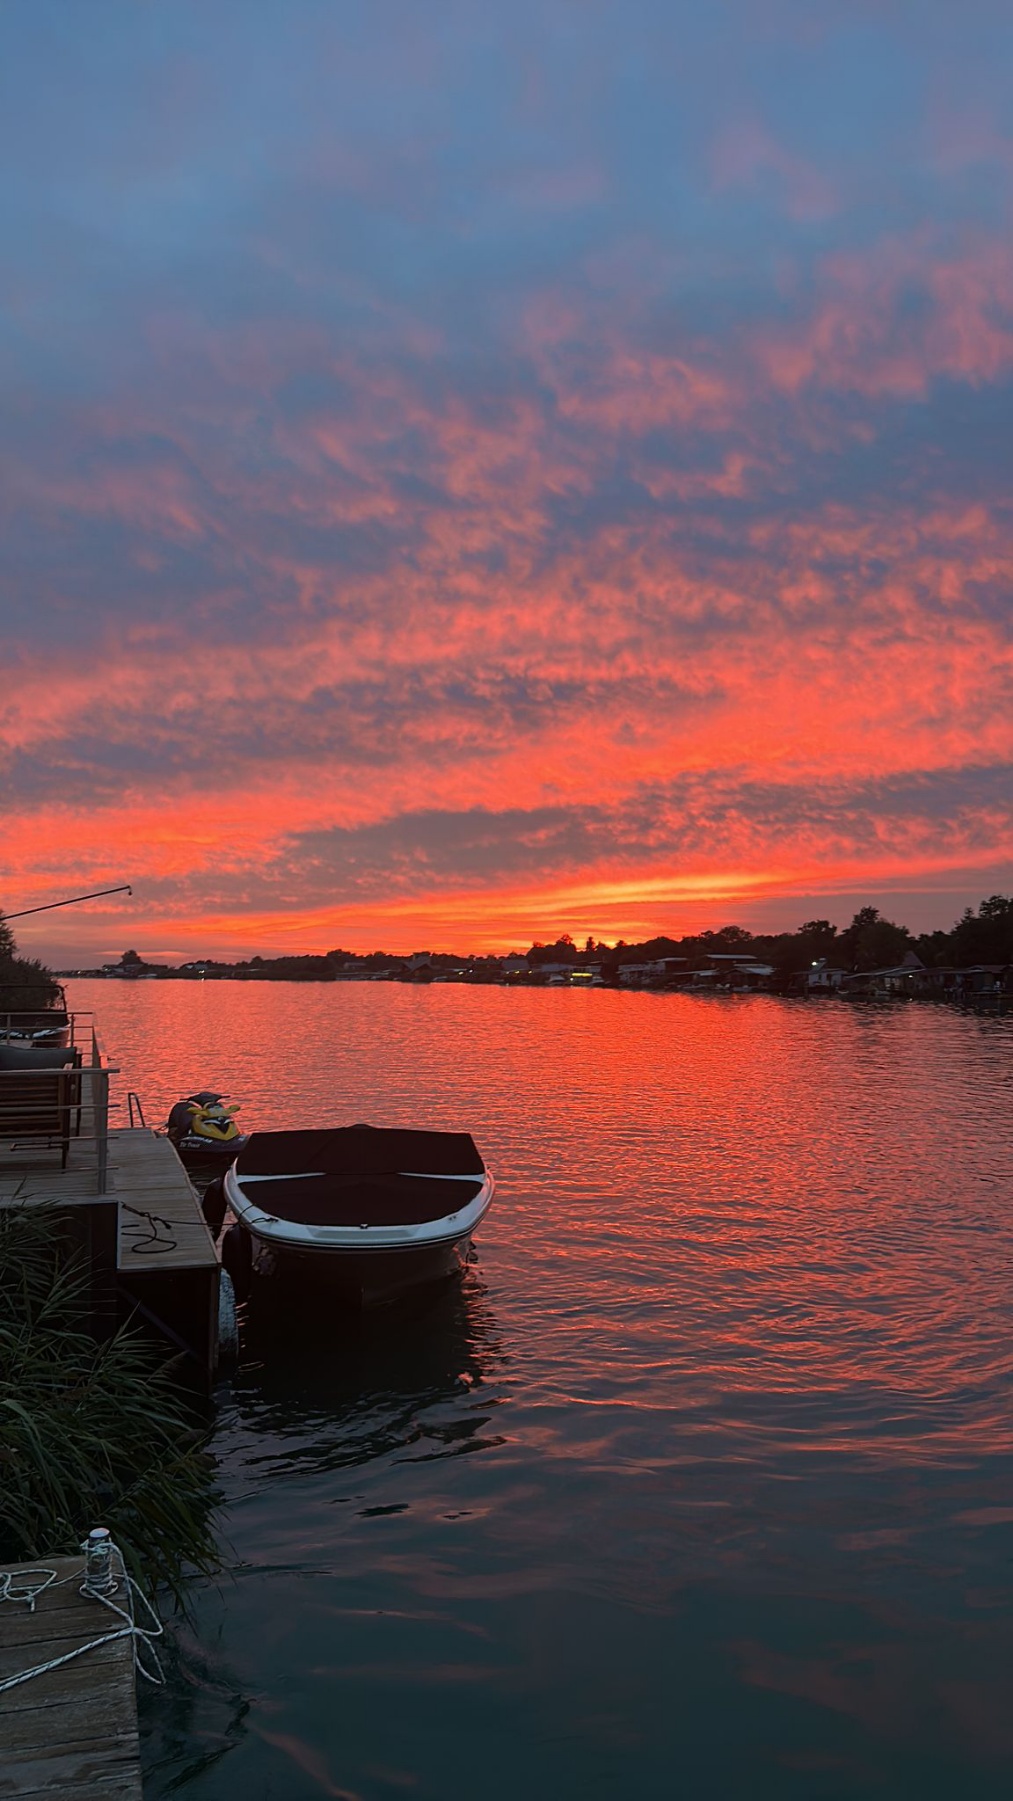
[0, 1207, 220, 1605]
[56, 894, 1013, 994]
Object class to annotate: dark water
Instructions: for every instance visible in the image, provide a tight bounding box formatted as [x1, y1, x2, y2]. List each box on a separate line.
[70, 980, 1013, 1799]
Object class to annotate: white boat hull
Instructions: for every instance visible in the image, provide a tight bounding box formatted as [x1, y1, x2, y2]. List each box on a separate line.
[222, 1164, 494, 1305]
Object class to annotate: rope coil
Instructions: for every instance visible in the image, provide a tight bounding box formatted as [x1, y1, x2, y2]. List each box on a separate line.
[120, 1201, 178, 1254]
[0, 1533, 164, 1691]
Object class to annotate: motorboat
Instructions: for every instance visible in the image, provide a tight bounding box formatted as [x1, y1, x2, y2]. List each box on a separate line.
[0, 1023, 68, 1046]
[221, 1124, 494, 1306]
[0, 1002, 70, 1047]
[166, 1090, 248, 1167]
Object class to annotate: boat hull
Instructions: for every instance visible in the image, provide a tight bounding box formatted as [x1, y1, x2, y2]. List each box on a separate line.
[246, 1230, 474, 1307]
[222, 1157, 494, 1309]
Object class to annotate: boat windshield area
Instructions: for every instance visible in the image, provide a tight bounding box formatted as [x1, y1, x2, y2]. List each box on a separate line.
[232, 1126, 487, 1226]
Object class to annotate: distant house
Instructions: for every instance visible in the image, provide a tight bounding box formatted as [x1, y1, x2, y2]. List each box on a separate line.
[803, 959, 847, 993]
[618, 957, 687, 986]
[617, 963, 655, 986]
[952, 964, 1010, 995]
[698, 954, 775, 989]
[839, 950, 925, 997]
[500, 955, 529, 975]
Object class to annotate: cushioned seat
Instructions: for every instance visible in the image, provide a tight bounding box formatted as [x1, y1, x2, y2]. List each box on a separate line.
[0, 1046, 82, 1167]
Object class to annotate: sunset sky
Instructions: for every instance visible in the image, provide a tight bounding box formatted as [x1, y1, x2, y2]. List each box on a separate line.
[2, 1, 1012, 963]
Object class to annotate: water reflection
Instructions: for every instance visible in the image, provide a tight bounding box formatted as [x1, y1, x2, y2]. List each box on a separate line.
[139, 1630, 250, 1799]
[72, 982, 1013, 1798]
[224, 1271, 508, 1488]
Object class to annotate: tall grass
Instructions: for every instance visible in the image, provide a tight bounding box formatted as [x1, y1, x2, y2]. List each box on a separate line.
[0, 1205, 221, 1604]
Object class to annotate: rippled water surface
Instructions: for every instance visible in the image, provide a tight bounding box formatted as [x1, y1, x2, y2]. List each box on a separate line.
[70, 980, 1013, 1799]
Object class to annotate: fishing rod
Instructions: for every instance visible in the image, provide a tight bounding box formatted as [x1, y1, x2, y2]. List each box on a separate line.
[6, 885, 133, 920]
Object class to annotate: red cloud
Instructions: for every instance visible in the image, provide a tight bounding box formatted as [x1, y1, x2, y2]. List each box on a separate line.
[4, 229, 1013, 952]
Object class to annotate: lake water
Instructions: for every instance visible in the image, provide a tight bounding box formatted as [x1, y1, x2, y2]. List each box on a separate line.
[69, 979, 1013, 1799]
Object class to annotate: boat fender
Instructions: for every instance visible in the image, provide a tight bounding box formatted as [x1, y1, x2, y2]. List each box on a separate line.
[221, 1222, 253, 1302]
[201, 1177, 228, 1241]
[216, 1269, 239, 1368]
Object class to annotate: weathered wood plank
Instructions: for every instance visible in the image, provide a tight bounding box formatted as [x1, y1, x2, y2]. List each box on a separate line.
[0, 1644, 131, 1714]
[1, 1772, 142, 1801]
[1, 1685, 135, 1739]
[0, 1557, 142, 1800]
[114, 1130, 217, 1273]
[0, 1737, 140, 1795]
[0, 1126, 217, 1275]
[0, 1611, 129, 1662]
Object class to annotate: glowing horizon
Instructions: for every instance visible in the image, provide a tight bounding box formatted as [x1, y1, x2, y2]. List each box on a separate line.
[2, 3, 1012, 965]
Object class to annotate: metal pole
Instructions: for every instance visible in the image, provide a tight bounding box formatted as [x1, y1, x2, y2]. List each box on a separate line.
[6, 885, 132, 920]
[96, 1071, 109, 1194]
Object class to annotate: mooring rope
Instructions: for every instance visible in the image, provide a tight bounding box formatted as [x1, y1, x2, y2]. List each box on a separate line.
[0, 1532, 164, 1691]
[119, 1201, 178, 1254]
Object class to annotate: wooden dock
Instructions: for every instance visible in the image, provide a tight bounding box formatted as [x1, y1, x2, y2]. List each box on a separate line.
[0, 1556, 142, 1799]
[0, 1021, 219, 1793]
[0, 1115, 215, 1261]
[0, 1121, 221, 1379]
[114, 1129, 221, 1380]
[113, 1128, 218, 1272]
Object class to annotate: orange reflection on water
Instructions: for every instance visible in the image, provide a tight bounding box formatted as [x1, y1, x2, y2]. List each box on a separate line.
[81, 977, 1013, 1465]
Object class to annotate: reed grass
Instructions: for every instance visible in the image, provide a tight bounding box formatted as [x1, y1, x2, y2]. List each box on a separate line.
[0, 1204, 221, 1604]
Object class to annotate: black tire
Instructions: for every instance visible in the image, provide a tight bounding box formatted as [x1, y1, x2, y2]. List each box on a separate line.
[221, 1222, 253, 1302]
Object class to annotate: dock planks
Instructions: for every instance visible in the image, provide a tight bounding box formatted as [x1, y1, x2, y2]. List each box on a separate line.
[0, 1556, 142, 1799]
[1, 1123, 220, 1374]
[0, 1122, 216, 1271]
[113, 1129, 217, 1273]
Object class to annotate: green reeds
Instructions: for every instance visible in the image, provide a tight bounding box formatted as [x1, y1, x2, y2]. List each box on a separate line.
[0, 1205, 220, 1604]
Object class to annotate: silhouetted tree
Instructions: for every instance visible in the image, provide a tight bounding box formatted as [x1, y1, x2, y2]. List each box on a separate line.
[770, 919, 838, 977]
[838, 907, 912, 971]
[949, 894, 1013, 966]
[0, 909, 60, 1013]
[914, 929, 954, 969]
[527, 935, 578, 966]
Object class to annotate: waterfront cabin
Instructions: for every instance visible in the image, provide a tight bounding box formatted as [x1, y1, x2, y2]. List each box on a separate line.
[839, 950, 925, 999]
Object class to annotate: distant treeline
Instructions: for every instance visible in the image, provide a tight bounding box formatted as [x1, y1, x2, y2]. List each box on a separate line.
[525, 894, 1013, 977]
[52, 893, 1013, 982]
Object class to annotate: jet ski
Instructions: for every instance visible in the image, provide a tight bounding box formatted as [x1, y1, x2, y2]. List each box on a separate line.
[166, 1090, 248, 1166]
[221, 1123, 494, 1307]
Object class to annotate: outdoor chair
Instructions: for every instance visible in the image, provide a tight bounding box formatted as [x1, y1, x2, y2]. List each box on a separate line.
[0, 1045, 83, 1169]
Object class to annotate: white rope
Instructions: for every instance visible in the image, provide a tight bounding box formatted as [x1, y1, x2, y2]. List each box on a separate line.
[0, 1538, 164, 1692]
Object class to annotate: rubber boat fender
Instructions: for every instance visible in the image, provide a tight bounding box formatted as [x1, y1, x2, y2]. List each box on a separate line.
[201, 1177, 228, 1241]
[221, 1221, 253, 1301]
[216, 1269, 239, 1369]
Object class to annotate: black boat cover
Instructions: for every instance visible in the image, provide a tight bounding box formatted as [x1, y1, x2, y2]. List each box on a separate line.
[234, 1172, 485, 1227]
[232, 1127, 487, 1229]
[237, 1127, 485, 1178]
